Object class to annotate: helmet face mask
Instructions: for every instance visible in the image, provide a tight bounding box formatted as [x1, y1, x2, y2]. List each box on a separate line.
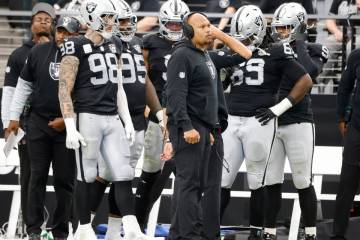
[81, 0, 119, 39]
[159, 0, 190, 41]
[116, 15, 137, 42]
[112, 0, 137, 42]
[230, 5, 267, 51]
[271, 2, 307, 43]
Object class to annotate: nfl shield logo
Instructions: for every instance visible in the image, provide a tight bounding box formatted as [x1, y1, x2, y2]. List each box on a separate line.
[49, 62, 60, 81]
[109, 44, 117, 53]
[134, 45, 141, 53]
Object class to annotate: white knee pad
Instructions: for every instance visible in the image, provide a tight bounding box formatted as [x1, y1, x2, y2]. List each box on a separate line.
[293, 174, 311, 189]
[246, 142, 269, 190]
[76, 139, 100, 183]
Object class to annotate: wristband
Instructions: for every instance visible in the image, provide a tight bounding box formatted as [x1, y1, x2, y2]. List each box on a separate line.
[269, 97, 294, 116]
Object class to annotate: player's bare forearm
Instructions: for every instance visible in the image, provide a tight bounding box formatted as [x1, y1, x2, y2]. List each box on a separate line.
[59, 56, 79, 118]
[288, 73, 313, 103]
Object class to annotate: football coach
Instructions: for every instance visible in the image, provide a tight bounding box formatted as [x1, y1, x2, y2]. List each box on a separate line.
[165, 12, 251, 240]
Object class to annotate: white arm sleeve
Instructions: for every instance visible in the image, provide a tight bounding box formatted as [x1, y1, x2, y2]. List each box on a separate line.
[1, 86, 15, 128]
[117, 71, 133, 127]
[9, 77, 33, 121]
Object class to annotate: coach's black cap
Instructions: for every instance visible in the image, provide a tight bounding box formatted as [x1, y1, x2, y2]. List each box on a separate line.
[56, 16, 81, 33]
[32, 2, 56, 19]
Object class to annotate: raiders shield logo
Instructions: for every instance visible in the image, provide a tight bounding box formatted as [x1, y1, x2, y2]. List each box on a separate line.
[296, 12, 305, 23]
[206, 61, 216, 79]
[49, 62, 60, 81]
[86, 2, 97, 14]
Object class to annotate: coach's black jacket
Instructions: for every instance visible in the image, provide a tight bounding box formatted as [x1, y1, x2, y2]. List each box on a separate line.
[166, 40, 246, 131]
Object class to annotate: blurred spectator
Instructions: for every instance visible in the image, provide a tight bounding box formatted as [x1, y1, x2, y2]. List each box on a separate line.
[126, 0, 160, 33]
[7, 0, 32, 29]
[315, 0, 360, 93]
[206, 0, 254, 29]
[326, 0, 360, 43]
[259, 0, 314, 14]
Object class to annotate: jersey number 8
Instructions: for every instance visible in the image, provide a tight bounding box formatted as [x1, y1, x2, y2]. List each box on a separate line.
[88, 53, 118, 85]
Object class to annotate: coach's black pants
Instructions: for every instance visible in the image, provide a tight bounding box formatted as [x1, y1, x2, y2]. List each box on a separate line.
[202, 130, 224, 240]
[26, 113, 75, 238]
[168, 121, 212, 240]
[332, 125, 360, 239]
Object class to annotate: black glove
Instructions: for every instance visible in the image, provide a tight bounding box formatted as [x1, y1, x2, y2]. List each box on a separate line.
[255, 108, 276, 126]
[295, 22, 307, 41]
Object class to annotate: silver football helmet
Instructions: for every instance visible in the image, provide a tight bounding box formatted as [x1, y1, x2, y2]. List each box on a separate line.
[230, 5, 267, 51]
[271, 2, 307, 43]
[159, 0, 190, 41]
[80, 0, 119, 39]
[113, 0, 137, 42]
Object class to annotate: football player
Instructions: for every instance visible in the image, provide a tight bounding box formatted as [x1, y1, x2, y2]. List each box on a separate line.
[262, 3, 329, 240]
[86, 0, 163, 239]
[58, 0, 153, 239]
[134, 0, 190, 230]
[220, 5, 313, 240]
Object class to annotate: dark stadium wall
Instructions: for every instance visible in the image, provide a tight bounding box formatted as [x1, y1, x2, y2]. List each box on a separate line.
[0, 89, 347, 227]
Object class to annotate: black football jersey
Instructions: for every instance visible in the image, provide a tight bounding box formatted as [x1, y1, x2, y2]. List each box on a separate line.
[60, 35, 120, 115]
[278, 42, 329, 125]
[121, 36, 147, 131]
[226, 42, 307, 117]
[143, 33, 173, 105]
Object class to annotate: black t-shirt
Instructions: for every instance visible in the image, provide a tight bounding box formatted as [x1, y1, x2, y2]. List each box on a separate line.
[120, 36, 147, 131]
[337, 49, 360, 131]
[20, 41, 63, 120]
[60, 35, 121, 115]
[125, 0, 160, 12]
[142, 33, 173, 105]
[260, 0, 314, 13]
[225, 42, 307, 116]
[278, 42, 329, 125]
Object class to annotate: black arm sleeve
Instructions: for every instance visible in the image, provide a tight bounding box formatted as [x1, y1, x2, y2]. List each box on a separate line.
[295, 40, 322, 80]
[280, 58, 307, 86]
[337, 50, 359, 120]
[209, 50, 246, 69]
[165, 51, 193, 131]
[4, 52, 21, 87]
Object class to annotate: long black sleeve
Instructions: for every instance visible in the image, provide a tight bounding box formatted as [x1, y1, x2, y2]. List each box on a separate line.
[209, 50, 246, 69]
[337, 50, 359, 120]
[295, 40, 322, 80]
[166, 51, 193, 131]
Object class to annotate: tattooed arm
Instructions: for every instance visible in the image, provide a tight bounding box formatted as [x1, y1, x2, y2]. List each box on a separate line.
[58, 55, 78, 118]
[58, 55, 86, 149]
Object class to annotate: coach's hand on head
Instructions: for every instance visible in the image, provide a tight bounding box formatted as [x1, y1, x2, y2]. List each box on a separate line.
[184, 129, 200, 144]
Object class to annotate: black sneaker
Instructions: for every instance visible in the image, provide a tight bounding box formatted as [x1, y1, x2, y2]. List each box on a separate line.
[28, 233, 41, 240]
[305, 235, 317, 240]
[263, 233, 277, 240]
[248, 228, 263, 240]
